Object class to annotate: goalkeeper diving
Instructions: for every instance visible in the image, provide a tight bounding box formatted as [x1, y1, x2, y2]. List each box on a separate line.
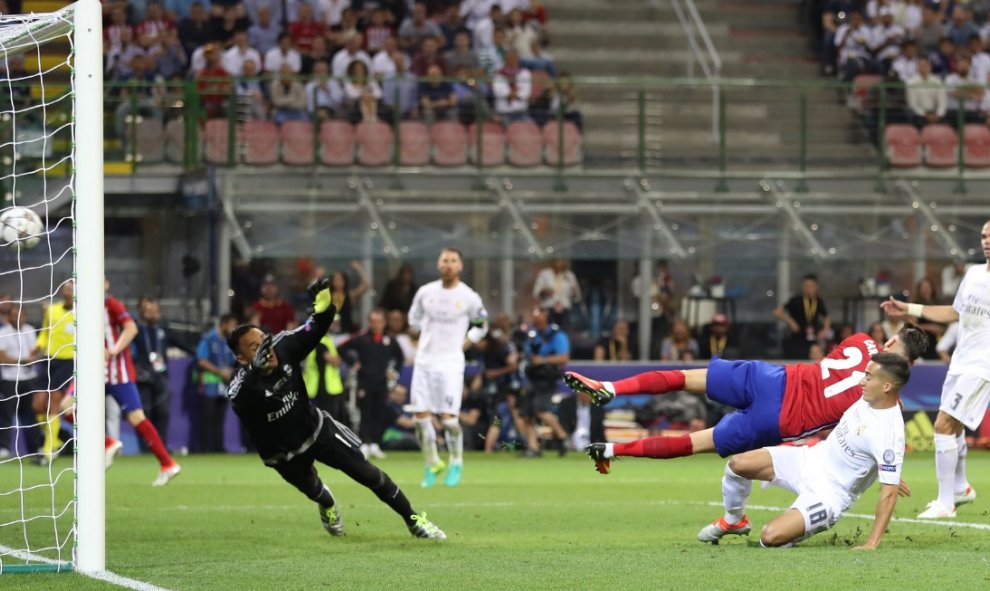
[225, 277, 446, 539]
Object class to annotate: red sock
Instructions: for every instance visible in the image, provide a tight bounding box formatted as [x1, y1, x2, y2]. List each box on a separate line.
[611, 370, 686, 396]
[105, 435, 116, 449]
[613, 435, 694, 459]
[134, 419, 174, 468]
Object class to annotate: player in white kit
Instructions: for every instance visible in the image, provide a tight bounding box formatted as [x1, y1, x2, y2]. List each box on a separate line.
[882, 219, 990, 518]
[698, 352, 911, 550]
[408, 247, 488, 488]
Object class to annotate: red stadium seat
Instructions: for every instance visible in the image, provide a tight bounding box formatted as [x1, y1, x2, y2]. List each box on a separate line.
[129, 118, 164, 164]
[319, 120, 355, 166]
[164, 118, 185, 164]
[399, 121, 430, 166]
[355, 121, 395, 166]
[431, 121, 468, 166]
[883, 124, 921, 168]
[467, 122, 505, 166]
[506, 120, 542, 167]
[920, 124, 958, 168]
[204, 118, 233, 165]
[543, 121, 582, 166]
[241, 120, 279, 165]
[963, 124, 990, 168]
[851, 74, 883, 113]
[281, 121, 315, 166]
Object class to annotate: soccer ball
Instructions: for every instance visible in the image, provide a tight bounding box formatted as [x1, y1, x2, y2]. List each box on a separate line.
[0, 207, 44, 250]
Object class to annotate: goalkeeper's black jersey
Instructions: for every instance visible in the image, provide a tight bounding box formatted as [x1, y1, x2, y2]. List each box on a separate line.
[227, 308, 332, 466]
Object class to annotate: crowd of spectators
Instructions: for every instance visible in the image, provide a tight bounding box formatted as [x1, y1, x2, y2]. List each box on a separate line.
[100, 0, 583, 138]
[813, 1, 990, 136]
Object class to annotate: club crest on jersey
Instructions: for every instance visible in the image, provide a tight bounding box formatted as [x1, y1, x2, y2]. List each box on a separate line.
[857, 425, 867, 436]
[883, 449, 895, 463]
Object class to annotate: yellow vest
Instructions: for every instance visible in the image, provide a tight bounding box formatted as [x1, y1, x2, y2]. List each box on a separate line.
[303, 336, 344, 398]
[36, 301, 75, 360]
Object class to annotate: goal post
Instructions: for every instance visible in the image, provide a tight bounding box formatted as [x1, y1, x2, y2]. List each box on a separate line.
[73, 0, 105, 575]
[0, 0, 103, 575]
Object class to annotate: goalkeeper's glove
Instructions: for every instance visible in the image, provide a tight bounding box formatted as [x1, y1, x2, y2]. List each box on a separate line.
[251, 334, 275, 371]
[308, 277, 334, 315]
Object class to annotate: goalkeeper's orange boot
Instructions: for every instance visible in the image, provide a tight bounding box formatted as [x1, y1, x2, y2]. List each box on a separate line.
[697, 516, 752, 544]
[564, 372, 614, 405]
[585, 443, 612, 475]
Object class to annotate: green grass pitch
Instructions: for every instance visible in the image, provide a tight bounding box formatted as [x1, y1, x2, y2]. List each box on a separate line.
[3, 450, 990, 590]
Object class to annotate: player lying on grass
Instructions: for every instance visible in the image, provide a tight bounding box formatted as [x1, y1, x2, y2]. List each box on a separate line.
[570, 324, 927, 471]
[226, 278, 446, 540]
[698, 353, 912, 550]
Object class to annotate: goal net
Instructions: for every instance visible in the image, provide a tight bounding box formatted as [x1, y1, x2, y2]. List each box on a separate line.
[0, 0, 104, 574]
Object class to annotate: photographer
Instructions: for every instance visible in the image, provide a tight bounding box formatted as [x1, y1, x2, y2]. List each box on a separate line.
[519, 307, 570, 457]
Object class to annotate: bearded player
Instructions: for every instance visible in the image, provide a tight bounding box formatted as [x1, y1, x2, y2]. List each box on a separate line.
[567, 324, 928, 478]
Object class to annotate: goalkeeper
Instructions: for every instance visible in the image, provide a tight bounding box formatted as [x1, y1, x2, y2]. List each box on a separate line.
[226, 278, 446, 540]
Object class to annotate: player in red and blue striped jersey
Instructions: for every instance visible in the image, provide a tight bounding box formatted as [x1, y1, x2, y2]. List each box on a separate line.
[567, 325, 928, 473]
[103, 279, 180, 486]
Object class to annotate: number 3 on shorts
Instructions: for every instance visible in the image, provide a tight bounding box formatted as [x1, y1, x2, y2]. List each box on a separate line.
[806, 502, 828, 526]
[951, 393, 963, 410]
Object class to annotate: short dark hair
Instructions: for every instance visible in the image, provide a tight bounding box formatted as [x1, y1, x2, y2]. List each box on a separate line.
[226, 323, 257, 355]
[895, 323, 929, 362]
[440, 246, 463, 259]
[219, 313, 237, 325]
[871, 352, 911, 388]
[802, 273, 818, 283]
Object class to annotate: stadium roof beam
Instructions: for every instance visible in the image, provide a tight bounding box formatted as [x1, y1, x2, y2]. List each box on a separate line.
[626, 178, 688, 260]
[895, 180, 966, 260]
[352, 177, 401, 260]
[764, 180, 828, 260]
[491, 178, 545, 259]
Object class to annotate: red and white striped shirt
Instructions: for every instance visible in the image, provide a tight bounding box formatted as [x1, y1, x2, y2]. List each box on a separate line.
[104, 296, 137, 385]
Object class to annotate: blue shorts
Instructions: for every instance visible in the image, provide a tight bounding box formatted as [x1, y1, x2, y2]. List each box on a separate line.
[106, 382, 143, 415]
[707, 358, 786, 457]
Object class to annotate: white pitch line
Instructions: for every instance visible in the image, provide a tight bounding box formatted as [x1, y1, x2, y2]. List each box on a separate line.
[0, 543, 172, 591]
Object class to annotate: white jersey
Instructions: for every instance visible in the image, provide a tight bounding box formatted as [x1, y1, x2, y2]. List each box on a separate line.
[803, 398, 904, 513]
[0, 322, 38, 382]
[408, 280, 487, 369]
[948, 265, 990, 381]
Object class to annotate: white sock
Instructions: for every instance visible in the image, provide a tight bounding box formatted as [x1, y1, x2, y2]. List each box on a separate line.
[603, 381, 616, 394]
[722, 463, 752, 525]
[442, 418, 463, 466]
[370, 443, 383, 454]
[954, 432, 970, 494]
[602, 443, 615, 458]
[934, 433, 958, 509]
[415, 417, 440, 467]
[359, 444, 370, 459]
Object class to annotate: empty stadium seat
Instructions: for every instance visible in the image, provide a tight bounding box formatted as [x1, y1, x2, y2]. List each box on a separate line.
[884, 124, 921, 168]
[128, 118, 164, 164]
[399, 121, 430, 166]
[542, 121, 582, 166]
[431, 121, 468, 166]
[467, 122, 505, 166]
[920, 124, 958, 168]
[963, 124, 990, 168]
[281, 121, 315, 166]
[241, 120, 279, 165]
[204, 118, 233, 165]
[164, 118, 185, 164]
[319, 120, 355, 166]
[851, 74, 883, 113]
[355, 121, 394, 166]
[506, 120, 542, 167]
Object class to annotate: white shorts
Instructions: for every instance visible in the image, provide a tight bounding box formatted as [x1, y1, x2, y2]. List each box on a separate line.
[767, 446, 842, 539]
[939, 373, 990, 431]
[409, 365, 463, 416]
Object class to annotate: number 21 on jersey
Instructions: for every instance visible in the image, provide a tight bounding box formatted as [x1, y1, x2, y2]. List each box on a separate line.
[820, 346, 865, 399]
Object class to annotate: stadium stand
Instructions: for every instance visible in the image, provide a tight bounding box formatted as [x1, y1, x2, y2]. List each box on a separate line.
[280, 120, 316, 165]
[884, 123, 922, 167]
[920, 123, 958, 168]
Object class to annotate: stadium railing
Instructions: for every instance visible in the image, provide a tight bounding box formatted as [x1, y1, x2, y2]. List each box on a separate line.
[12, 76, 990, 190]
